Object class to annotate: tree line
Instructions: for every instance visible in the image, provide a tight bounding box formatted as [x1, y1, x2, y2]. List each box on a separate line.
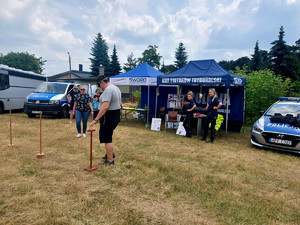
[219, 26, 300, 85]
[89, 33, 188, 77]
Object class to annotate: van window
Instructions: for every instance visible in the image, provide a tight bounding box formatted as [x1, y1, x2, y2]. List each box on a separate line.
[35, 83, 68, 94]
[0, 72, 9, 90]
[67, 84, 74, 93]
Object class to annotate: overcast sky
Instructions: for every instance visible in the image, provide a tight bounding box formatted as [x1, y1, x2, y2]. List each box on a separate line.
[1, 0, 300, 76]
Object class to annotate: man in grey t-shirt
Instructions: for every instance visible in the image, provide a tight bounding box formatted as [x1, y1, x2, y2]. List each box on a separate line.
[90, 75, 121, 165]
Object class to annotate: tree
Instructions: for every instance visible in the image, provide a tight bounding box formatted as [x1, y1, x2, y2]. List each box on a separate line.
[259, 50, 271, 70]
[234, 67, 293, 124]
[269, 26, 290, 78]
[139, 45, 162, 69]
[218, 60, 235, 71]
[89, 33, 110, 77]
[107, 44, 121, 76]
[174, 42, 188, 69]
[160, 61, 177, 74]
[251, 41, 262, 71]
[123, 52, 138, 72]
[288, 38, 300, 83]
[0, 52, 45, 74]
[219, 57, 251, 72]
[234, 57, 251, 69]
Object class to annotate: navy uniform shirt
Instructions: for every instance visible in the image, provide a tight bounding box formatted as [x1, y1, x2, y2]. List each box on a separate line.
[207, 96, 221, 117]
[186, 99, 196, 110]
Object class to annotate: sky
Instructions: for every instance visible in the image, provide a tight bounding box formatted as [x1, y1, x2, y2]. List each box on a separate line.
[0, 0, 300, 76]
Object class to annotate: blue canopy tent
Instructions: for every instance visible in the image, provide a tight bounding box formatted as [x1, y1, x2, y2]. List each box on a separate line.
[157, 59, 246, 135]
[110, 62, 167, 127]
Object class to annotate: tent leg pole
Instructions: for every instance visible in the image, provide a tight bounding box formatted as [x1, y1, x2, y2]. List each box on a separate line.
[242, 86, 246, 134]
[146, 85, 150, 128]
[226, 88, 229, 138]
[155, 87, 158, 118]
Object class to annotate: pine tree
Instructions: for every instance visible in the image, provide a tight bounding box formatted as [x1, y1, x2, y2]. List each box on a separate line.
[251, 41, 262, 71]
[107, 44, 121, 76]
[174, 42, 188, 69]
[269, 26, 290, 78]
[123, 52, 138, 72]
[89, 33, 110, 77]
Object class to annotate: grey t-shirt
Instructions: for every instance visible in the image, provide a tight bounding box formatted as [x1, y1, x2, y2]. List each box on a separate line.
[99, 84, 121, 110]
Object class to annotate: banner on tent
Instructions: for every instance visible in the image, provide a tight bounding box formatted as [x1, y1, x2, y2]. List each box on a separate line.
[110, 77, 157, 86]
[161, 77, 223, 85]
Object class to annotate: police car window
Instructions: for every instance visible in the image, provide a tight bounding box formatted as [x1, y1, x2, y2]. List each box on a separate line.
[266, 103, 300, 117]
[35, 83, 68, 94]
[67, 85, 73, 93]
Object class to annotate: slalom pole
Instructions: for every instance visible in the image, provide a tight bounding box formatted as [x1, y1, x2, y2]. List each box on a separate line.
[84, 129, 97, 172]
[37, 112, 45, 158]
[7, 101, 14, 147]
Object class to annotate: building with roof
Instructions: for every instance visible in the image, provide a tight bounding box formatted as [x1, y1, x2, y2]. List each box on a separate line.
[48, 64, 96, 83]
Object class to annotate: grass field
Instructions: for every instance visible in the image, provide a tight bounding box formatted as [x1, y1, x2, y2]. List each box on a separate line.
[0, 112, 299, 225]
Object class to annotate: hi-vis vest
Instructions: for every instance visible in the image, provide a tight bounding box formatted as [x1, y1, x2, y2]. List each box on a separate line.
[209, 114, 224, 131]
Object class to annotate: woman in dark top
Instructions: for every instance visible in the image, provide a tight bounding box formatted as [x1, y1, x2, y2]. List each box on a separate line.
[183, 91, 196, 138]
[67, 85, 79, 124]
[201, 88, 222, 143]
[73, 86, 93, 138]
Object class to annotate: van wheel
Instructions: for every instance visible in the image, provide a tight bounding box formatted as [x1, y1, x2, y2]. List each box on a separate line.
[28, 114, 36, 118]
[0, 102, 4, 114]
[61, 106, 69, 118]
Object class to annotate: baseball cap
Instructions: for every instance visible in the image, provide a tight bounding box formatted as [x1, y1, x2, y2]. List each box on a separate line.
[96, 75, 108, 83]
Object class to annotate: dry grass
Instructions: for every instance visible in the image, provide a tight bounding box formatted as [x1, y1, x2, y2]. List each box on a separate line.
[0, 112, 300, 225]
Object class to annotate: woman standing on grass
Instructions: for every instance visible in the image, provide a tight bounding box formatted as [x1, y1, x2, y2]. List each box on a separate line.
[201, 88, 222, 143]
[73, 85, 93, 138]
[183, 91, 196, 138]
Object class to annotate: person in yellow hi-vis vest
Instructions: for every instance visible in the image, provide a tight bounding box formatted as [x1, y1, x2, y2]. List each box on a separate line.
[201, 88, 222, 143]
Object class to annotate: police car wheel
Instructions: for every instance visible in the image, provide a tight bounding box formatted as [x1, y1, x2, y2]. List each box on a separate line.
[61, 106, 69, 118]
[28, 114, 36, 118]
[0, 103, 4, 114]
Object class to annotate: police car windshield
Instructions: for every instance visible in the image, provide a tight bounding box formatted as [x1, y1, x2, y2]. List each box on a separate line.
[35, 83, 68, 94]
[265, 103, 300, 117]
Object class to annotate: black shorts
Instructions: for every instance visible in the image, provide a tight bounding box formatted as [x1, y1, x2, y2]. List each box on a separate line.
[99, 109, 120, 143]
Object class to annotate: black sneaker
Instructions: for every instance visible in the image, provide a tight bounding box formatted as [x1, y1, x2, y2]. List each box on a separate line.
[102, 153, 115, 160]
[200, 138, 206, 141]
[99, 160, 114, 165]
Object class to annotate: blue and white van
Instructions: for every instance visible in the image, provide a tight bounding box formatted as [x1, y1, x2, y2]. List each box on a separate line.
[24, 82, 97, 118]
[251, 97, 300, 154]
[24, 82, 78, 118]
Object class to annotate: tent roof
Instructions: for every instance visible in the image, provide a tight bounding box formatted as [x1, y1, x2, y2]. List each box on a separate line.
[111, 62, 164, 78]
[157, 59, 246, 87]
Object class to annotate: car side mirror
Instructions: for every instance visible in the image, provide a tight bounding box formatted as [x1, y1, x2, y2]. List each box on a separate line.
[259, 111, 264, 115]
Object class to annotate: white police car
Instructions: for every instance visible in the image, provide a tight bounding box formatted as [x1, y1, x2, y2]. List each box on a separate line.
[251, 97, 300, 154]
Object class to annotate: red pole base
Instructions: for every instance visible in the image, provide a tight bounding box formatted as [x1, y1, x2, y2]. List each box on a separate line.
[37, 153, 45, 158]
[84, 166, 97, 172]
[7, 144, 14, 147]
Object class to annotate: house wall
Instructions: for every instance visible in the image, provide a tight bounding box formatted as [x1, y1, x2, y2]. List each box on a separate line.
[55, 74, 78, 79]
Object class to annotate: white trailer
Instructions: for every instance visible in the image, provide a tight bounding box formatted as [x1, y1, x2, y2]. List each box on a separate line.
[0, 64, 47, 113]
